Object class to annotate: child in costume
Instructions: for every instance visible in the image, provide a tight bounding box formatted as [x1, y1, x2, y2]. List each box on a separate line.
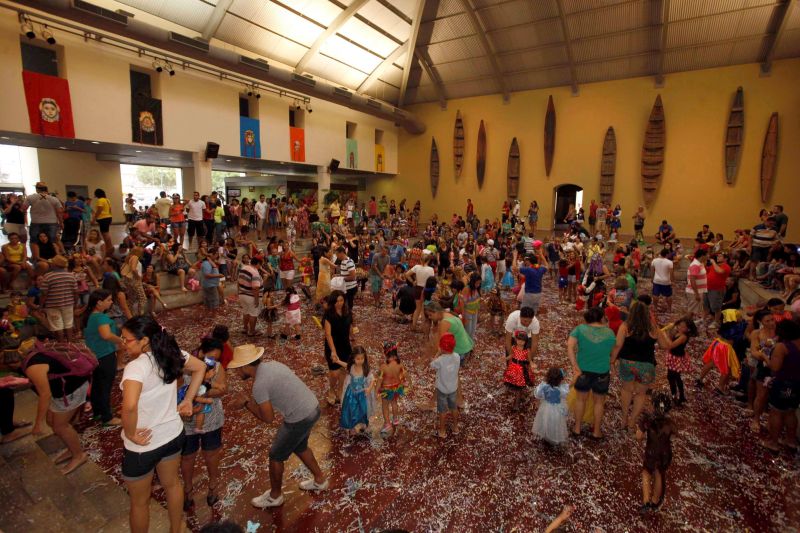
[532, 367, 570, 445]
[636, 391, 676, 514]
[279, 286, 302, 341]
[339, 346, 376, 435]
[664, 317, 698, 406]
[377, 341, 407, 433]
[485, 287, 507, 335]
[503, 331, 534, 411]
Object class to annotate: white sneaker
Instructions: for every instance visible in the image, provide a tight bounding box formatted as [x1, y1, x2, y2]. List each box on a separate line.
[299, 478, 329, 491]
[251, 490, 284, 508]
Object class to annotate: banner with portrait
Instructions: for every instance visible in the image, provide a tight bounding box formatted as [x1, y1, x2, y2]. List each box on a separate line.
[131, 94, 163, 145]
[375, 144, 385, 172]
[345, 138, 358, 168]
[239, 116, 261, 158]
[289, 127, 305, 162]
[22, 70, 75, 138]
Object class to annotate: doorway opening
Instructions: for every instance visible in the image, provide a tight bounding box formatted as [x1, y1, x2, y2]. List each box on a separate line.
[553, 184, 583, 231]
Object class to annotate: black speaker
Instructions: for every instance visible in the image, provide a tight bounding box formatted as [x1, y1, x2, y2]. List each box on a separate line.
[329, 158, 340, 172]
[205, 142, 220, 160]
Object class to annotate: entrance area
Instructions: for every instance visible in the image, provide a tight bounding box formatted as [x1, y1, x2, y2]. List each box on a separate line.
[553, 184, 583, 231]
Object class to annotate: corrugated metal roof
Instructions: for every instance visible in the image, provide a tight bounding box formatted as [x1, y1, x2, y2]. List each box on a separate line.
[108, 0, 800, 106]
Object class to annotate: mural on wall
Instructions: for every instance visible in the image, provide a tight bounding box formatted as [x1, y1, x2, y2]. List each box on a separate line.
[239, 116, 261, 158]
[131, 93, 164, 145]
[375, 144, 385, 172]
[346, 138, 358, 168]
[725, 87, 744, 185]
[22, 70, 75, 138]
[290, 127, 305, 162]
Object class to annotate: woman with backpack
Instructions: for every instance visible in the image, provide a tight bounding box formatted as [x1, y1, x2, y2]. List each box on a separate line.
[24, 342, 94, 474]
[119, 316, 206, 533]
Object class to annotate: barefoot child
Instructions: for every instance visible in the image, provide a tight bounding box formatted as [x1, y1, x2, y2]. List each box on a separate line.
[636, 391, 675, 514]
[503, 330, 534, 411]
[430, 333, 460, 439]
[339, 346, 376, 435]
[260, 290, 279, 339]
[377, 341, 407, 433]
[279, 286, 302, 341]
[532, 367, 570, 445]
[664, 317, 698, 406]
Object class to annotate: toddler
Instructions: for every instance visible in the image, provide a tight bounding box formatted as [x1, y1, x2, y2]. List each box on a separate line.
[339, 346, 376, 435]
[532, 367, 569, 445]
[636, 391, 676, 513]
[430, 333, 460, 439]
[664, 317, 698, 406]
[280, 286, 302, 340]
[377, 341, 407, 434]
[178, 355, 217, 432]
[503, 330, 534, 411]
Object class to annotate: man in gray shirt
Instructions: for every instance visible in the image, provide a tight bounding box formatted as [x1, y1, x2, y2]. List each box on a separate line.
[369, 245, 390, 307]
[229, 353, 328, 508]
[24, 181, 63, 243]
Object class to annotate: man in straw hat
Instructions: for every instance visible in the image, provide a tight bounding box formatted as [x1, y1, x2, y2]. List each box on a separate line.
[227, 344, 328, 508]
[40, 255, 77, 341]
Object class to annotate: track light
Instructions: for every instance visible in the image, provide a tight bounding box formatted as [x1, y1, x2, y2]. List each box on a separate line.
[247, 90, 253, 97]
[42, 26, 56, 44]
[165, 62, 175, 76]
[153, 60, 163, 73]
[21, 17, 35, 39]
[255, 92, 261, 99]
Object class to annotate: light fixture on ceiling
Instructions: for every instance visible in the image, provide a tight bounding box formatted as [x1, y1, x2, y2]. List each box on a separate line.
[305, 104, 312, 114]
[0, 136, 10, 140]
[153, 59, 163, 73]
[135, 150, 142, 153]
[41, 25, 56, 45]
[225, 159, 231, 162]
[58, 146, 67, 150]
[165, 61, 175, 76]
[90, 141, 101, 144]
[20, 16, 35, 39]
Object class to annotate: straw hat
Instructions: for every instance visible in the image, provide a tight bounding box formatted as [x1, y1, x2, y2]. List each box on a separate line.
[226, 344, 265, 369]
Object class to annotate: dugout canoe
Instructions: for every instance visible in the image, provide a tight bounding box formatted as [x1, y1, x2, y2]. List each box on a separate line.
[725, 87, 744, 185]
[544, 95, 555, 176]
[477, 120, 486, 188]
[454, 110, 465, 178]
[508, 137, 520, 199]
[600, 126, 616, 204]
[430, 137, 440, 197]
[760, 112, 778, 203]
[641, 94, 665, 206]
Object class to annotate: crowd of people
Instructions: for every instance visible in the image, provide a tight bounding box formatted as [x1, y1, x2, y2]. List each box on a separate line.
[0, 181, 798, 532]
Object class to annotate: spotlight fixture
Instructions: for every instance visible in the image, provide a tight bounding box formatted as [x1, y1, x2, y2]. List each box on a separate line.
[153, 60, 163, 73]
[255, 92, 261, 99]
[21, 17, 35, 39]
[42, 26, 56, 45]
[247, 90, 253, 97]
[165, 62, 175, 76]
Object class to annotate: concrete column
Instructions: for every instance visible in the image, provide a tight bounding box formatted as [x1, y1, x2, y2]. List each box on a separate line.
[317, 165, 330, 216]
[181, 166, 195, 199]
[192, 151, 213, 195]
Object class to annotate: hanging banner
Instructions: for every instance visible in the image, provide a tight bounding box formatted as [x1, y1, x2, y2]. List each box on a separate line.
[22, 70, 75, 138]
[290, 127, 305, 162]
[346, 138, 358, 168]
[375, 144, 385, 172]
[131, 94, 163, 145]
[240, 116, 261, 158]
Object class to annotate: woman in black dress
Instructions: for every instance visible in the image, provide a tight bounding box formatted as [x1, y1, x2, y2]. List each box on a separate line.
[323, 290, 355, 405]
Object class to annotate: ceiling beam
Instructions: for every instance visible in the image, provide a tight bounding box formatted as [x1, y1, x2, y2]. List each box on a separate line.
[201, 0, 233, 40]
[554, 0, 578, 95]
[655, 0, 670, 87]
[456, 0, 509, 102]
[358, 41, 409, 92]
[398, 0, 426, 107]
[294, 0, 370, 74]
[760, 0, 796, 75]
[415, 50, 447, 109]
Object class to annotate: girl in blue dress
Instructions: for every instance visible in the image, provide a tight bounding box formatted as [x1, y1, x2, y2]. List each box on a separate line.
[340, 346, 376, 435]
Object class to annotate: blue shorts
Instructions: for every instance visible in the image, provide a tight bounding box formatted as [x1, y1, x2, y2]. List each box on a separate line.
[558, 277, 568, 289]
[182, 427, 223, 455]
[652, 283, 673, 297]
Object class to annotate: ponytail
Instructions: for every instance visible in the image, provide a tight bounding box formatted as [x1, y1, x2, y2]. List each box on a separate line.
[122, 315, 184, 384]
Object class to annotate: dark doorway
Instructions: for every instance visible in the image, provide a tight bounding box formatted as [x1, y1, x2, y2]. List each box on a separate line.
[553, 184, 583, 231]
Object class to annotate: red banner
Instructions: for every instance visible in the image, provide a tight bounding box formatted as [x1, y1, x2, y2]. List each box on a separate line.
[22, 70, 75, 138]
[290, 127, 305, 162]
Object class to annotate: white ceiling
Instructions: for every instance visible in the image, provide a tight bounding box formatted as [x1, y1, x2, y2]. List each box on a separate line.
[106, 0, 800, 106]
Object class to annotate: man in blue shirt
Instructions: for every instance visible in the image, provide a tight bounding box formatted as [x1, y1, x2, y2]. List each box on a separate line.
[656, 220, 675, 245]
[62, 190, 85, 252]
[517, 253, 547, 313]
[388, 238, 405, 266]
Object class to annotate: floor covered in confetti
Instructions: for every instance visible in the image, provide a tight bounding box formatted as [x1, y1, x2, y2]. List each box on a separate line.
[77, 277, 800, 533]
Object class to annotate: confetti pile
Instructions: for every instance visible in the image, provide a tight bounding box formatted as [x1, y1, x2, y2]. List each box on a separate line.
[77, 278, 800, 532]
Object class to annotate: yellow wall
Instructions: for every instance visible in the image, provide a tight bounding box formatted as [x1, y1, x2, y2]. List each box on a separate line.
[368, 59, 800, 242]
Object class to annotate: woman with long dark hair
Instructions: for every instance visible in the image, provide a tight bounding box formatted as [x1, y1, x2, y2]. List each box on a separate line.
[119, 316, 206, 533]
[83, 289, 124, 425]
[323, 290, 355, 405]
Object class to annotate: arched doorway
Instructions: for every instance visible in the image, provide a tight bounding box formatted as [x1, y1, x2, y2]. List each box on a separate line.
[553, 184, 583, 231]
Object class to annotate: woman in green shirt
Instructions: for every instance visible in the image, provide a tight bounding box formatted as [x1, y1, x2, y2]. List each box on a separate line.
[568, 307, 616, 439]
[83, 289, 124, 425]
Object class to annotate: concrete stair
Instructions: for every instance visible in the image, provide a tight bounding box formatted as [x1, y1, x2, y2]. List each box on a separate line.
[0, 390, 174, 533]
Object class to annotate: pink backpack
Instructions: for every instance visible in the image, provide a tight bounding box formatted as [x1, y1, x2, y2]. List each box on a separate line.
[21, 341, 98, 401]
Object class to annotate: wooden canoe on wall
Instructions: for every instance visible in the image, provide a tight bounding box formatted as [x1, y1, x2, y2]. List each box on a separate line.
[600, 126, 616, 204]
[544, 95, 555, 176]
[477, 120, 486, 189]
[454, 110, 465, 178]
[725, 87, 744, 185]
[641, 94, 665, 207]
[508, 137, 520, 199]
[761, 112, 778, 203]
[430, 137, 440, 198]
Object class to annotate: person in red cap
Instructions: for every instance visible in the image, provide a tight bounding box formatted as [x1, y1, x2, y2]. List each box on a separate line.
[430, 332, 460, 439]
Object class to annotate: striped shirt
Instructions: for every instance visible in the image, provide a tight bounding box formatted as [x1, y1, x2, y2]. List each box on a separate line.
[685, 259, 708, 294]
[237, 265, 262, 294]
[751, 225, 777, 249]
[41, 269, 77, 308]
[338, 257, 357, 290]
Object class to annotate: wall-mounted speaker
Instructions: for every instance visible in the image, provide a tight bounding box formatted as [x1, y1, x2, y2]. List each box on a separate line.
[329, 158, 340, 172]
[205, 142, 220, 160]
